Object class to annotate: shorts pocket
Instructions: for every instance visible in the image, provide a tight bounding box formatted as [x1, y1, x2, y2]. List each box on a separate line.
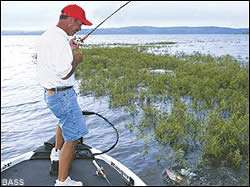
[46, 94, 65, 119]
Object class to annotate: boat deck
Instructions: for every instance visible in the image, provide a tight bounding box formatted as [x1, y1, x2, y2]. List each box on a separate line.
[2, 158, 127, 186]
[1, 137, 129, 186]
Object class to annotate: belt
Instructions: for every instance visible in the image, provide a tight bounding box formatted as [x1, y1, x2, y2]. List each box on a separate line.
[46, 86, 73, 92]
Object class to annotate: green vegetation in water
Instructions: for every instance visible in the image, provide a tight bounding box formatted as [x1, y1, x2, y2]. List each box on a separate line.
[76, 46, 249, 170]
[82, 41, 176, 48]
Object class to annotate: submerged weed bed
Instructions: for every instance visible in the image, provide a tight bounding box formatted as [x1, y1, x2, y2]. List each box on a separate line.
[76, 46, 249, 170]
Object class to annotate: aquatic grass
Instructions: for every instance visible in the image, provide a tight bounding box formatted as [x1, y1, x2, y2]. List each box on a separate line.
[76, 46, 249, 169]
[202, 111, 248, 168]
[82, 41, 177, 48]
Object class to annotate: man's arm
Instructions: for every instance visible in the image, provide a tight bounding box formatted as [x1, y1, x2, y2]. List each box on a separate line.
[62, 48, 83, 80]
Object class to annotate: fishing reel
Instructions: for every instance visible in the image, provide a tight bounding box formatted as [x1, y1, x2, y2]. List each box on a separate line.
[95, 166, 105, 176]
[74, 37, 85, 47]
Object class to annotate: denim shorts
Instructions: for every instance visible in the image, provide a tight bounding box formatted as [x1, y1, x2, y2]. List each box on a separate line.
[44, 87, 88, 142]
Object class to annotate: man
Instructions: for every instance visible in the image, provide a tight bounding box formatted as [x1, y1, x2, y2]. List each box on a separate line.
[36, 4, 92, 186]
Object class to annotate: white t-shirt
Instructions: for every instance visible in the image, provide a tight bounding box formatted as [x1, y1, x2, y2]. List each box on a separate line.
[36, 26, 75, 89]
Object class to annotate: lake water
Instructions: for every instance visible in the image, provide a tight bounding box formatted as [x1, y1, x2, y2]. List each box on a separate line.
[1, 34, 249, 185]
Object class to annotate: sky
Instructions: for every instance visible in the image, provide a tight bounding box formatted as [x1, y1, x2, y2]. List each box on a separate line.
[1, 1, 249, 31]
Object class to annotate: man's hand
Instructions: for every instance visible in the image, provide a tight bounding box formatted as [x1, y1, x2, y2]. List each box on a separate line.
[69, 37, 79, 49]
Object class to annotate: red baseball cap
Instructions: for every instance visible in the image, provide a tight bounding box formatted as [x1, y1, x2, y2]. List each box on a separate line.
[61, 4, 92, 26]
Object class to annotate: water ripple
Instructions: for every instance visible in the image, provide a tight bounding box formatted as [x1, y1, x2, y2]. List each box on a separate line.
[1, 100, 41, 110]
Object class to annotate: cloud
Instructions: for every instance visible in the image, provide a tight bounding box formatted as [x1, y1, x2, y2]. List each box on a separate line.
[1, 1, 249, 30]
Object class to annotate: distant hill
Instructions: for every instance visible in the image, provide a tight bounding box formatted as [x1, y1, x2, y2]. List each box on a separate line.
[1, 26, 249, 35]
[79, 26, 249, 35]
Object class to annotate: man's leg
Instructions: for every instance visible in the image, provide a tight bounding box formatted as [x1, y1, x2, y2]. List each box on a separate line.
[55, 125, 64, 150]
[58, 140, 78, 181]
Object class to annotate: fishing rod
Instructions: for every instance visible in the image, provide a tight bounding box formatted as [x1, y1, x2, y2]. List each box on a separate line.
[76, 1, 131, 46]
[92, 159, 112, 185]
